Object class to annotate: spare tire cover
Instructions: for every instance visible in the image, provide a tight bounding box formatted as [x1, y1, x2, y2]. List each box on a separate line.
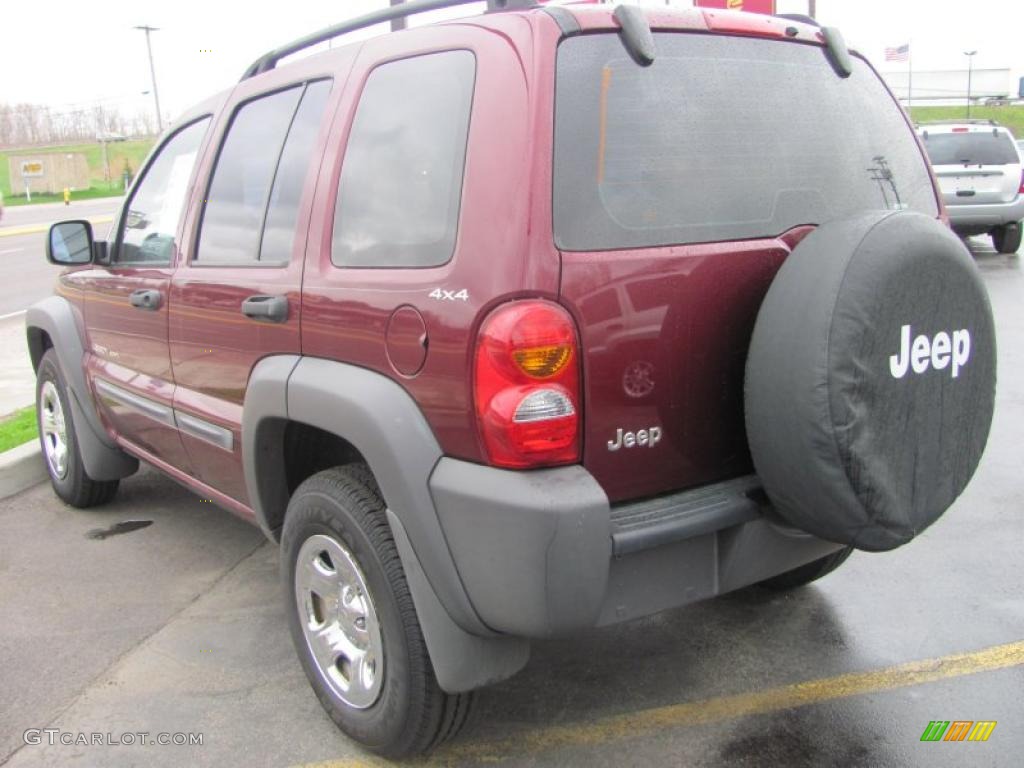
[745, 211, 996, 551]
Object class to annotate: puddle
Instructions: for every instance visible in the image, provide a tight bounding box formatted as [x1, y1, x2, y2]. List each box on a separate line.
[86, 520, 154, 540]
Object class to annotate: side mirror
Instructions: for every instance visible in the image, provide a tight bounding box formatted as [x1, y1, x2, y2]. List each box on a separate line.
[47, 220, 95, 266]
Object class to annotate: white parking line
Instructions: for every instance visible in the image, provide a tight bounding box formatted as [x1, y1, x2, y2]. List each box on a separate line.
[0, 248, 21, 255]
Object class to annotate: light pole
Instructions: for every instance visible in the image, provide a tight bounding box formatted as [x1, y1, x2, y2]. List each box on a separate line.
[964, 50, 977, 120]
[134, 25, 163, 133]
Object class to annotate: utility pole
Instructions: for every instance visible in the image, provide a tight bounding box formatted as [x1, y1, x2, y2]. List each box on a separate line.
[134, 25, 163, 133]
[808, 0, 816, 19]
[964, 50, 977, 119]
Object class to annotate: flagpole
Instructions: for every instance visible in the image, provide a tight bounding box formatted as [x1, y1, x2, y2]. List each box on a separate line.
[907, 41, 913, 114]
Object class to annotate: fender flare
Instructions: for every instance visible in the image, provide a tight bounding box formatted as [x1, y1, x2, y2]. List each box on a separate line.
[242, 356, 529, 691]
[25, 297, 138, 480]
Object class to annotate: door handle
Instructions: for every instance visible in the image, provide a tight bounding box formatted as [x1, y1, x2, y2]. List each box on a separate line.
[129, 289, 163, 311]
[241, 294, 289, 323]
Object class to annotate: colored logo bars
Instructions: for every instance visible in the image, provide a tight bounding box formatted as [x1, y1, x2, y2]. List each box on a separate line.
[920, 721, 997, 742]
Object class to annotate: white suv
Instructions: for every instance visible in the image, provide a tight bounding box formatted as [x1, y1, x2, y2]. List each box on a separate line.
[918, 121, 1024, 254]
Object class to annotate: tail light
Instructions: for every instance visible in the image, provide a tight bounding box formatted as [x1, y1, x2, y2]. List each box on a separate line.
[1018, 169, 1024, 195]
[474, 300, 580, 468]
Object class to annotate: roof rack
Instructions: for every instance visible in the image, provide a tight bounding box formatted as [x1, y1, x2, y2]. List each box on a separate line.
[241, 0, 536, 80]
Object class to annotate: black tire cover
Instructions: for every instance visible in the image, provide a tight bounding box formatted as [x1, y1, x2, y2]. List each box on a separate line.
[745, 211, 996, 551]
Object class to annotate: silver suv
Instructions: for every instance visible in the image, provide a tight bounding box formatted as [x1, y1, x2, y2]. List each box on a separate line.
[918, 121, 1024, 253]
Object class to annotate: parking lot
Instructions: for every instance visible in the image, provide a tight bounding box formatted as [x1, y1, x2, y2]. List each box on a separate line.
[0, 236, 1019, 768]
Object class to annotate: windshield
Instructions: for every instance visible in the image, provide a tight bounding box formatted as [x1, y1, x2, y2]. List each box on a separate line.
[922, 131, 1020, 166]
[553, 34, 938, 251]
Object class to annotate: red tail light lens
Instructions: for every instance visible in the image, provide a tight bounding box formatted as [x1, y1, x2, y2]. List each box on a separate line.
[1018, 169, 1024, 195]
[474, 301, 580, 468]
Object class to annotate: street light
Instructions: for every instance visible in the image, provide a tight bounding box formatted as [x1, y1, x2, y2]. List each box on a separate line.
[134, 25, 163, 133]
[964, 50, 977, 119]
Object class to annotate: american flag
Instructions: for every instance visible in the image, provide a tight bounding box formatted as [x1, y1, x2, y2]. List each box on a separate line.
[885, 43, 910, 62]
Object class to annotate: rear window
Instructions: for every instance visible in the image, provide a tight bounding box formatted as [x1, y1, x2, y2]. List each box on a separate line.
[553, 34, 938, 251]
[921, 131, 1020, 166]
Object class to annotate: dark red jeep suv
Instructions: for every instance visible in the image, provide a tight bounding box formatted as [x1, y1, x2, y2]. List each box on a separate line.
[27, 0, 996, 756]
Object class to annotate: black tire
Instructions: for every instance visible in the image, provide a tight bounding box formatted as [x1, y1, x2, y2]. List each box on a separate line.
[281, 466, 472, 757]
[36, 349, 119, 507]
[759, 547, 853, 590]
[991, 222, 1022, 254]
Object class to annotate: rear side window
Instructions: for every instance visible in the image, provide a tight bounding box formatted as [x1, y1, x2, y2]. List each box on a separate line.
[197, 81, 331, 264]
[332, 51, 475, 268]
[553, 34, 938, 251]
[921, 131, 1020, 166]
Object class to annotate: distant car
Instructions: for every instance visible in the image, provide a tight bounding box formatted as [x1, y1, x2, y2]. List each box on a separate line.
[918, 121, 1024, 253]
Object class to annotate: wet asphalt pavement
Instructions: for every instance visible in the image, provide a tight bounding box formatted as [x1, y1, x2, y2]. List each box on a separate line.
[0, 237, 1021, 768]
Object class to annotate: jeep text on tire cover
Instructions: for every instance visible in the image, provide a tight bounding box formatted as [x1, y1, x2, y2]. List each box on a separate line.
[25, 1, 998, 757]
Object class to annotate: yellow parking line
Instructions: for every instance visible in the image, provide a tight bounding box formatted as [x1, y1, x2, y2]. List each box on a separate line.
[0, 215, 113, 239]
[301, 639, 1024, 767]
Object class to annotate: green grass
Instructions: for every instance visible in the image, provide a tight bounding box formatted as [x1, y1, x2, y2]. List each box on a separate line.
[1, 138, 155, 206]
[910, 105, 1024, 138]
[0, 407, 38, 453]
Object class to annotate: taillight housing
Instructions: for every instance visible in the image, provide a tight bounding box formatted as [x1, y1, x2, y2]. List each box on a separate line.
[1018, 169, 1024, 195]
[474, 300, 581, 469]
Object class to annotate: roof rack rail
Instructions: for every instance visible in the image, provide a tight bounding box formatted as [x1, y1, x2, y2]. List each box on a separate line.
[241, 0, 536, 81]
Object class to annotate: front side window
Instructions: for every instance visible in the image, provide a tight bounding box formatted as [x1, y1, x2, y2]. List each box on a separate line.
[116, 118, 209, 265]
[332, 50, 475, 268]
[197, 80, 331, 265]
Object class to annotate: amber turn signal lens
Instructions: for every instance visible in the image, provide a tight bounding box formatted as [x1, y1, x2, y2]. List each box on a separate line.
[513, 345, 572, 379]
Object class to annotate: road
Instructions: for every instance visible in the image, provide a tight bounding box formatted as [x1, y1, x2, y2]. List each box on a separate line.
[0, 198, 120, 318]
[0, 240, 1020, 767]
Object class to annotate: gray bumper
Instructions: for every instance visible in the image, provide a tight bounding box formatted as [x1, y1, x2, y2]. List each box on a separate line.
[946, 196, 1024, 229]
[429, 458, 842, 638]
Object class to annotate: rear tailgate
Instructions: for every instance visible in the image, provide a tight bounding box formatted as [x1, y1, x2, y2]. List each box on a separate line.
[553, 31, 939, 503]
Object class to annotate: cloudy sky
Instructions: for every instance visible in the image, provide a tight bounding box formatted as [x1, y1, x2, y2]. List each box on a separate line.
[2, 0, 1021, 124]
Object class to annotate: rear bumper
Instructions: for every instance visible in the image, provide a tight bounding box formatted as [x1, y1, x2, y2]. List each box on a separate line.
[945, 196, 1024, 229]
[429, 458, 843, 638]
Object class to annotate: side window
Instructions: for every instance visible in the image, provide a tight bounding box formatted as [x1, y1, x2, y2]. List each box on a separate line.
[332, 51, 475, 269]
[196, 80, 331, 265]
[116, 118, 209, 265]
[260, 81, 332, 261]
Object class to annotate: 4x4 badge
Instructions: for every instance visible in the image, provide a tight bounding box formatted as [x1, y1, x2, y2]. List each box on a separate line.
[608, 426, 662, 451]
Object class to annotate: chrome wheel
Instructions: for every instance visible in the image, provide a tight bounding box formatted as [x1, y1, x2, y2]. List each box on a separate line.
[295, 533, 384, 709]
[39, 380, 69, 480]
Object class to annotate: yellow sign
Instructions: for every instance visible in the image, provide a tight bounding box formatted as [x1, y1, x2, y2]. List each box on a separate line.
[20, 161, 43, 177]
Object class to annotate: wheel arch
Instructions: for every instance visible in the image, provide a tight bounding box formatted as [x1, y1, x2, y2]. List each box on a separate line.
[25, 297, 138, 480]
[243, 355, 528, 692]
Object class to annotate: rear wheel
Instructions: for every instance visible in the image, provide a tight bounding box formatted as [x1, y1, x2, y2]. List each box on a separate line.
[991, 222, 1022, 254]
[759, 547, 853, 590]
[282, 466, 472, 757]
[36, 349, 119, 507]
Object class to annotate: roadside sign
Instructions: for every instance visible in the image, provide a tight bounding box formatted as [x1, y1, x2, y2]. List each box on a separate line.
[20, 161, 44, 177]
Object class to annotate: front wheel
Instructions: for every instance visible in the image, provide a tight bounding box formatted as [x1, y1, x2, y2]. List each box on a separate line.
[991, 222, 1022, 254]
[36, 349, 118, 507]
[281, 466, 472, 757]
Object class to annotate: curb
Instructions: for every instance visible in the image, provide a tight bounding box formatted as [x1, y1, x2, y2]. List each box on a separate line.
[0, 440, 47, 500]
